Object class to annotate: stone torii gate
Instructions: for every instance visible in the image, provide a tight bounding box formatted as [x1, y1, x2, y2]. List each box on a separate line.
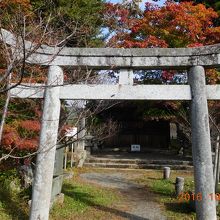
[1, 29, 220, 220]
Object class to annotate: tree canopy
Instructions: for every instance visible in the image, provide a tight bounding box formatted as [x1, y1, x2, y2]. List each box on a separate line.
[30, 0, 105, 47]
[104, 1, 220, 48]
[0, 0, 106, 152]
[174, 0, 220, 13]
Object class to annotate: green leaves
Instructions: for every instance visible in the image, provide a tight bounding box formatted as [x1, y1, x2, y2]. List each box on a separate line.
[30, 0, 105, 47]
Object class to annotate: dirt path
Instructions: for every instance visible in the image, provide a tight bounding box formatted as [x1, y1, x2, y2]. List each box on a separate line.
[80, 171, 166, 220]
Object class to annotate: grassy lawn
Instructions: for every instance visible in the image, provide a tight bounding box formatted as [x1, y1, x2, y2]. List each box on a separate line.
[132, 169, 216, 220]
[50, 176, 122, 220]
[0, 168, 124, 220]
[60, 168, 198, 220]
[1, 167, 220, 220]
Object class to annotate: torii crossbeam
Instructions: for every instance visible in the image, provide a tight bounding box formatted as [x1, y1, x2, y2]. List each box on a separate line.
[1, 28, 220, 220]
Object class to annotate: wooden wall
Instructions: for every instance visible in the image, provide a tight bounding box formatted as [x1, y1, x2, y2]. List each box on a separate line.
[103, 120, 170, 151]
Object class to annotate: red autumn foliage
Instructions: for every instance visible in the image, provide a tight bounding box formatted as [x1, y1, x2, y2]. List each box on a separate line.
[1, 126, 20, 150]
[104, 1, 220, 48]
[19, 120, 41, 132]
[187, 43, 204, 48]
[17, 138, 38, 150]
[2, 120, 40, 151]
[103, 1, 220, 84]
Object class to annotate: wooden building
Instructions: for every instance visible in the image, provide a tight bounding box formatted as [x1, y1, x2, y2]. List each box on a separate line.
[98, 101, 174, 152]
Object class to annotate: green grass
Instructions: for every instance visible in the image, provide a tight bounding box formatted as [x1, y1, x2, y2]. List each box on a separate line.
[0, 168, 121, 220]
[50, 178, 120, 219]
[151, 178, 196, 219]
[133, 170, 197, 220]
[1, 167, 219, 220]
[0, 177, 29, 220]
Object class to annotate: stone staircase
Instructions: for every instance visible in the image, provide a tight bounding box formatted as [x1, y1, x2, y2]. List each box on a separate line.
[84, 157, 193, 170]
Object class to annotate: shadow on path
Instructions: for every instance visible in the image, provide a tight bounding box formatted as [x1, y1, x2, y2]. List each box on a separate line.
[63, 183, 149, 220]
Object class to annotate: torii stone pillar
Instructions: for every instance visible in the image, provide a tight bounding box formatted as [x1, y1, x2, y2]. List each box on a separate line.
[29, 66, 63, 220]
[188, 66, 216, 220]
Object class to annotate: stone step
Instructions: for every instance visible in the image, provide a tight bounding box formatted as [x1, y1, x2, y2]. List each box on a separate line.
[86, 158, 192, 166]
[83, 162, 193, 170]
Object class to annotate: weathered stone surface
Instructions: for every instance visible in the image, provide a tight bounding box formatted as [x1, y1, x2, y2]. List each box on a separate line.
[1, 28, 220, 69]
[29, 193, 65, 210]
[163, 167, 171, 179]
[119, 69, 133, 85]
[52, 193, 64, 205]
[73, 149, 87, 168]
[188, 66, 216, 220]
[175, 177, 184, 196]
[19, 164, 33, 188]
[51, 175, 63, 202]
[53, 144, 64, 176]
[25, 53, 220, 69]
[10, 84, 220, 100]
[29, 66, 63, 220]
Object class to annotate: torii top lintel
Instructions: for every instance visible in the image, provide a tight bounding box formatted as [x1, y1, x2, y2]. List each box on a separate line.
[1, 29, 220, 70]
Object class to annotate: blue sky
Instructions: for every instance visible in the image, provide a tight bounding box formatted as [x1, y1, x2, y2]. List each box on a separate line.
[109, 0, 166, 8]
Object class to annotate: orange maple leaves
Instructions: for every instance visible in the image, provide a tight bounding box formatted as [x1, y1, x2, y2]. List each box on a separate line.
[2, 120, 40, 151]
[104, 1, 220, 48]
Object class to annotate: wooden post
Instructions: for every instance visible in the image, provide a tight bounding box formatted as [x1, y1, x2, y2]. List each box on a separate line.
[188, 66, 216, 220]
[29, 66, 63, 220]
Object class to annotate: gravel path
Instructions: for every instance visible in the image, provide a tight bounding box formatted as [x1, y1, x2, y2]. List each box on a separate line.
[80, 172, 166, 220]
